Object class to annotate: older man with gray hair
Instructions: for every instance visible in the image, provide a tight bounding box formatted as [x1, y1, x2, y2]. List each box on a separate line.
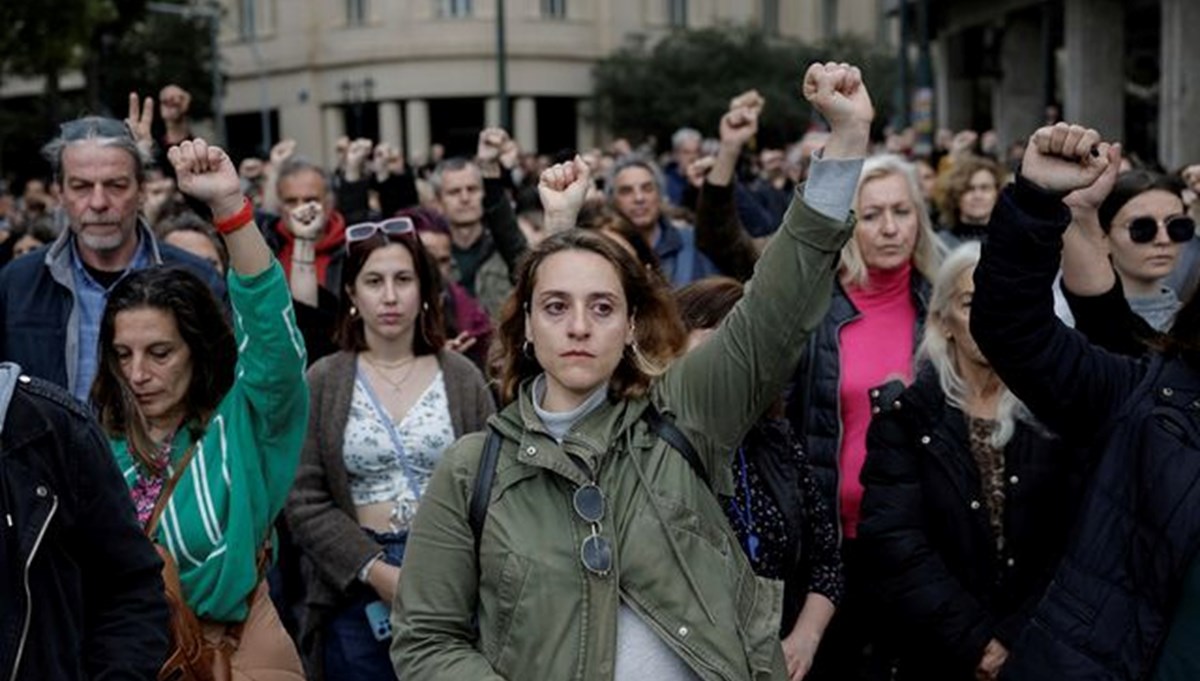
[663, 126, 702, 206]
[0, 116, 224, 401]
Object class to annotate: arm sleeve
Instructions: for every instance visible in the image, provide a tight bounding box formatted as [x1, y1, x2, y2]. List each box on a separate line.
[798, 445, 844, 605]
[482, 177, 528, 280]
[335, 174, 372, 225]
[374, 173, 420, 218]
[695, 180, 759, 282]
[658, 161, 859, 494]
[392, 435, 505, 680]
[74, 411, 171, 680]
[1062, 276, 1161, 358]
[970, 179, 1145, 441]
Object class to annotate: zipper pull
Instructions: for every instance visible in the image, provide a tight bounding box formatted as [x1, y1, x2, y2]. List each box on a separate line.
[4, 513, 11, 527]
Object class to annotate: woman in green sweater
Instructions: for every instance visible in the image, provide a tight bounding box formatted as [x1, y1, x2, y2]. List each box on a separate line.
[90, 139, 308, 678]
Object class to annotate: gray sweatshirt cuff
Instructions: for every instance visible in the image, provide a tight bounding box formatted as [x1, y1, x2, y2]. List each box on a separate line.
[801, 154, 864, 222]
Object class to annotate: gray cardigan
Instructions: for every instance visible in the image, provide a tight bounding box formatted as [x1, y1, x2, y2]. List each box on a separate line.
[284, 349, 494, 666]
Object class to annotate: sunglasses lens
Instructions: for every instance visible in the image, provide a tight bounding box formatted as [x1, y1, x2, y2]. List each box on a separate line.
[1167, 217, 1196, 243]
[573, 484, 605, 523]
[1127, 217, 1159, 243]
[581, 534, 612, 575]
[346, 224, 376, 241]
[381, 217, 415, 235]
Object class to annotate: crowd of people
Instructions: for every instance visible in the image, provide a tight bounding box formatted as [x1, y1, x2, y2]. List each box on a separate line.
[2, 60, 1200, 681]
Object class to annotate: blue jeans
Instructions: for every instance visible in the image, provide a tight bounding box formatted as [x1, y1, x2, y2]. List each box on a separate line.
[324, 529, 407, 681]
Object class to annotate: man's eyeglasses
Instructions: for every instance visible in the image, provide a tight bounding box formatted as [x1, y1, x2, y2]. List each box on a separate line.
[58, 117, 133, 142]
[345, 217, 416, 243]
[1124, 215, 1196, 244]
[574, 483, 612, 577]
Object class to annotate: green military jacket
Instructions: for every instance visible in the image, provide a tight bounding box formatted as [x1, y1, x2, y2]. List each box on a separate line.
[392, 195, 855, 681]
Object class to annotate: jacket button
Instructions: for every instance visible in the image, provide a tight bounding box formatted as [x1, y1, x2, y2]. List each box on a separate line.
[869, 389, 880, 398]
[920, 436, 931, 445]
[1009, 475, 1019, 485]
[893, 400, 902, 409]
[677, 626, 689, 637]
[871, 406, 881, 415]
[1163, 387, 1175, 397]
[970, 500, 981, 510]
[36, 485, 48, 497]
[1007, 558, 1016, 567]
[525, 446, 537, 457]
[17, 375, 31, 384]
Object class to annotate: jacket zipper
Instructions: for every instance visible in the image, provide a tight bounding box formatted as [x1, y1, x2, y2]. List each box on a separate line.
[830, 310, 859, 547]
[9, 494, 57, 681]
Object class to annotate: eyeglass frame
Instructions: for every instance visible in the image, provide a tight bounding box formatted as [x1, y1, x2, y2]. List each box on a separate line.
[573, 483, 612, 577]
[1121, 214, 1196, 244]
[345, 217, 417, 244]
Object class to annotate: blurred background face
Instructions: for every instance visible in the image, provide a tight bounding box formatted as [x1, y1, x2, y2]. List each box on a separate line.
[164, 230, 223, 274]
[418, 230, 454, 283]
[854, 173, 920, 272]
[673, 137, 701, 169]
[612, 166, 661, 232]
[958, 169, 999, 225]
[277, 168, 332, 233]
[1107, 189, 1188, 289]
[940, 265, 988, 368]
[436, 166, 484, 228]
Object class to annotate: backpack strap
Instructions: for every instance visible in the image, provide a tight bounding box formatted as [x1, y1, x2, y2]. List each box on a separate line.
[0, 362, 22, 439]
[466, 404, 708, 549]
[641, 402, 710, 490]
[469, 428, 503, 555]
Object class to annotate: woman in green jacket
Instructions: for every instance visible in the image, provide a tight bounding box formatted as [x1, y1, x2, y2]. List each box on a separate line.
[392, 62, 873, 681]
[91, 139, 308, 678]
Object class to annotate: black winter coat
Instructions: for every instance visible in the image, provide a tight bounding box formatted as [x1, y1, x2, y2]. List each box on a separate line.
[972, 178, 1200, 680]
[858, 368, 1077, 680]
[0, 368, 169, 680]
[786, 273, 930, 538]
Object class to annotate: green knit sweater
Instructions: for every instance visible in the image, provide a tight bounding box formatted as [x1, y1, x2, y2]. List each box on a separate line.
[112, 261, 308, 622]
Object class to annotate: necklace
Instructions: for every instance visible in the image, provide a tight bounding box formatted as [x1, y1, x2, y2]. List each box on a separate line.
[362, 353, 417, 393]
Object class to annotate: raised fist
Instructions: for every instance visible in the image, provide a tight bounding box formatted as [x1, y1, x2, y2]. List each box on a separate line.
[719, 106, 759, 148]
[802, 62, 874, 132]
[477, 128, 512, 164]
[346, 138, 373, 171]
[168, 139, 244, 219]
[270, 139, 298, 167]
[1020, 123, 1112, 195]
[287, 201, 327, 240]
[1064, 143, 1122, 214]
[685, 156, 716, 188]
[729, 89, 765, 116]
[538, 155, 591, 221]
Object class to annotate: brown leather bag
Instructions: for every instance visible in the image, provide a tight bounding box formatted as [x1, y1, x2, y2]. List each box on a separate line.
[144, 445, 235, 681]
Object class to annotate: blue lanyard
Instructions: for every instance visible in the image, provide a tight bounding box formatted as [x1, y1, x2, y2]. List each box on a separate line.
[730, 447, 760, 561]
[356, 367, 425, 502]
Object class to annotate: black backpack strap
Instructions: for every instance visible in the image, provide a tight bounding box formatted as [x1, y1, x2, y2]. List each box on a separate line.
[642, 403, 711, 491]
[469, 428, 503, 553]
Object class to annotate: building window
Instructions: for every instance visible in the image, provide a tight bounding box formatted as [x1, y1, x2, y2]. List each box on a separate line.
[541, 0, 566, 19]
[762, 0, 779, 36]
[436, 0, 473, 18]
[238, 0, 257, 38]
[667, 0, 688, 28]
[347, 0, 368, 26]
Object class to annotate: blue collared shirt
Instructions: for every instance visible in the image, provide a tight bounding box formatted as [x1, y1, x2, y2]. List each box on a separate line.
[69, 236, 152, 402]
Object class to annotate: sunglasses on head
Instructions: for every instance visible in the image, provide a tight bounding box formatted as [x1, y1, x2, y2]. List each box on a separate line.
[1125, 215, 1196, 244]
[59, 117, 133, 142]
[345, 217, 416, 243]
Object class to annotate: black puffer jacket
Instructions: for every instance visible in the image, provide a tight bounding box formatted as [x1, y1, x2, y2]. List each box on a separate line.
[972, 179, 1200, 680]
[858, 367, 1078, 681]
[786, 273, 930, 537]
[0, 365, 168, 680]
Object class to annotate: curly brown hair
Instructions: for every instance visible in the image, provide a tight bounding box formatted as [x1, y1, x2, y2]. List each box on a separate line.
[492, 229, 686, 404]
[936, 155, 1005, 228]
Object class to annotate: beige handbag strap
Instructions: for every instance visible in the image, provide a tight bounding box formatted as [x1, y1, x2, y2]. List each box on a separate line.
[144, 443, 199, 538]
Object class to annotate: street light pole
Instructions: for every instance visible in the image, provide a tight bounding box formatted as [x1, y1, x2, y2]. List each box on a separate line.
[497, 0, 510, 131]
[146, 1, 225, 144]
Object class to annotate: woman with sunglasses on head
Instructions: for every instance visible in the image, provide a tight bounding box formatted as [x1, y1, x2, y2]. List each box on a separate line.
[92, 139, 308, 678]
[285, 215, 495, 681]
[971, 125, 1200, 680]
[391, 62, 872, 681]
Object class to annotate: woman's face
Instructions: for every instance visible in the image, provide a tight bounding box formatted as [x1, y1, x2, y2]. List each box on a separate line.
[1107, 189, 1188, 288]
[855, 173, 920, 272]
[12, 234, 45, 259]
[348, 242, 422, 348]
[112, 306, 193, 427]
[527, 249, 633, 406]
[940, 266, 988, 369]
[958, 169, 999, 225]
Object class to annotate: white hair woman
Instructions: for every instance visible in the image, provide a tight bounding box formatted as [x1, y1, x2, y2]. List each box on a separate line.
[858, 243, 1076, 681]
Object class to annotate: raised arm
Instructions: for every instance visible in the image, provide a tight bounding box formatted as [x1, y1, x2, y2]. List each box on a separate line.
[659, 62, 870, 477]
[477, 128, 528, 274]
[695, 91, 764, 282]
[971, 124, 1143, 440]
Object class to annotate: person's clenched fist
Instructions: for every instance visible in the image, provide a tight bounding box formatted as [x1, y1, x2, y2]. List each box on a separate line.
[168, 139, 243, 219]
[1021, 123, 1113, 195]
[802, 61, 874, 132]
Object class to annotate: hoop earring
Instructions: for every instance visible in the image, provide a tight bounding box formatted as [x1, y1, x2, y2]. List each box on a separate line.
[522, 340, 534, 358]
[422, 301, 429, 313]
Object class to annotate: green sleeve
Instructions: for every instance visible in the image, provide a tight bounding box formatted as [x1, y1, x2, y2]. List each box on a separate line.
[656, 193, 854, 494]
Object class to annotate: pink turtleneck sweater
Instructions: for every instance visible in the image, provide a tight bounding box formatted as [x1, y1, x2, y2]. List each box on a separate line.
[838, 262, 916, 539]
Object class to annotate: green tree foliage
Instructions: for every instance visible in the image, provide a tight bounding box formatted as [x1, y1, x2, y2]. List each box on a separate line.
[593, 26, 898, 150]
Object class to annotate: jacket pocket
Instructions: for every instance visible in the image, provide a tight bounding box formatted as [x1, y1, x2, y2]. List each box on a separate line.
[737, 573, 785, 678]
[480, 552, 531, 667]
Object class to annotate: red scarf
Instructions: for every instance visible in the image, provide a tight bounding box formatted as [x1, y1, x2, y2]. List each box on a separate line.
[275, 211, 347, 286]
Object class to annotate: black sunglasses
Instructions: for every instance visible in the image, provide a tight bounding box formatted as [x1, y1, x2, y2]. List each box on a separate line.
[1125, 215, 1196, 244]
[573, 483, 612, 577]
[345, 217, 416, 243]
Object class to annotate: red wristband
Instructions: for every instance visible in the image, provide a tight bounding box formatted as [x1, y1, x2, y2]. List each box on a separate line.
[213, 198, 254, 235]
